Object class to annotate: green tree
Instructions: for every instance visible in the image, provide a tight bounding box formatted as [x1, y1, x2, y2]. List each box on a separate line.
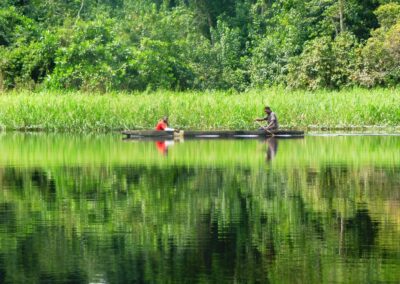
[355, 3, 400, 87]
[287, 32, 358, 89]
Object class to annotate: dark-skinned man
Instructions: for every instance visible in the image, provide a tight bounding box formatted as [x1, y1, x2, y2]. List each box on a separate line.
[254, 106, 279, 130]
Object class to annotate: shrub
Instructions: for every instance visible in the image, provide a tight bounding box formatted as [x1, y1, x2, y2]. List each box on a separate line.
[355, 4, 400, 87]
[287, 33, 358, 89]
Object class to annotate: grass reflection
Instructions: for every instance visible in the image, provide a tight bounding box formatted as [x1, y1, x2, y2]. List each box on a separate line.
[0, 133, 399, 283]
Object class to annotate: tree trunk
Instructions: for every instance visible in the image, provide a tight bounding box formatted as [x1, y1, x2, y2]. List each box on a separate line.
[75, 0, 85, 26]
[339, 0, 344, 33]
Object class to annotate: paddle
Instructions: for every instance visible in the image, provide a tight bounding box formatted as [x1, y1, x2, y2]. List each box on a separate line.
[255, 120, 275, 137]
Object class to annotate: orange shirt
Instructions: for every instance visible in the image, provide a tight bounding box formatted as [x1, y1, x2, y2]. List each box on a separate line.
[155, 120, 167, 131]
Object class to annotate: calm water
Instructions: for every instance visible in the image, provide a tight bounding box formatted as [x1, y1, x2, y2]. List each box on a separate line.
[0, 133, 399, 283]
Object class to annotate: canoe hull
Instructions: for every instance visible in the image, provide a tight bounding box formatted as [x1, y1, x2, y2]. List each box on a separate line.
[122, 130, 304, 140]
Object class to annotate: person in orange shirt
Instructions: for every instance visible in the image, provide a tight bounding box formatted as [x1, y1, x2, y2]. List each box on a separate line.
[155, 116, 175, 131]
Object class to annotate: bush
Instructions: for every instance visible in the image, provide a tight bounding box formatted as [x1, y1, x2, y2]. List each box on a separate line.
[355, 4, 400, 87]
[374, 3, 400, 29]
[356, 23, 400, 87]
[287, 33, 358, 89]
[0, 6, 36, 46]
[48, 8, 204, 91]
[0, 32, 57, 90]
[46, 18, 116, 91]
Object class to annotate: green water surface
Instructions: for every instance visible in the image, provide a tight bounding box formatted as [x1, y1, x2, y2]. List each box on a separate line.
[0, 133, 399, 283]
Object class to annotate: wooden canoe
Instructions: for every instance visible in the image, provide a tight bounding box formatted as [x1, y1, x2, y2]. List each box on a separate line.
[122, 130, 304, 140]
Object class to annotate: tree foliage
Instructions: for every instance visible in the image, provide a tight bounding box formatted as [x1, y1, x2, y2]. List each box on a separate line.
[0, 0, 399, 91]
[287, 32, 359, 89]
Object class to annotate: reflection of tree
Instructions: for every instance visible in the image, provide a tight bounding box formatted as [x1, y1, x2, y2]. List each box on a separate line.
[0, 164, 398, 283]
[345, 209, 379, 257]
[0, 202, 16, 233]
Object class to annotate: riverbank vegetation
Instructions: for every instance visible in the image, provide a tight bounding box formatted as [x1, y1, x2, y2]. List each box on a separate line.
[1, 1, 400, 92]
[0, 89, 399, 131]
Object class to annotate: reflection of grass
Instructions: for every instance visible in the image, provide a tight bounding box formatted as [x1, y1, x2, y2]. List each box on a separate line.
[0, 133, 399, 168]
[0, 88, 399, 131]
[0, 133, 399, 283]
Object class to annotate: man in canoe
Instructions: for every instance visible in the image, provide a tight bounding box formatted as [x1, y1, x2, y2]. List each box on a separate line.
[254, 106, 279, 130]
[155, 116, 175, 131]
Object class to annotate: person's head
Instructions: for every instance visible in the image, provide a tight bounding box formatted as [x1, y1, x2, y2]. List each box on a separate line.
[264, 106, 272, 114]
[162, 116, 169, 123]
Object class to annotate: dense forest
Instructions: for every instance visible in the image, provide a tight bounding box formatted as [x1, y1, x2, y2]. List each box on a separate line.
[0, 0, 399, 92]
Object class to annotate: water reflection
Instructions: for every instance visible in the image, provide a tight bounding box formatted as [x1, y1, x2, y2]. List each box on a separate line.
[153, 137, 280, 162]
[155, 140, 176, 156]
[0, 134, 399, 283]
[265, 137, 278, 162]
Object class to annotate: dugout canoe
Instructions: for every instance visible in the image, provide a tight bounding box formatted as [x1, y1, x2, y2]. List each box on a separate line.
[122, 130, 304, 140]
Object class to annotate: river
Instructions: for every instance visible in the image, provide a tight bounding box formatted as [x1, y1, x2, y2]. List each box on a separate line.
[0, 133, 399, 283]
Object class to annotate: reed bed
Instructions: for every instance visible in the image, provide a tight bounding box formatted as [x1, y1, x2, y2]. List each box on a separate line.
[0, 88, 398, 132]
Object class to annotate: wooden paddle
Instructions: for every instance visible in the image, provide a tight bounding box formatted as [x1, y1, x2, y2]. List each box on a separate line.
[255, 120, 275, 137]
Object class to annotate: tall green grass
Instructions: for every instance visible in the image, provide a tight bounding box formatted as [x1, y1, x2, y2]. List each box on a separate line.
[0, 88, 399, 131]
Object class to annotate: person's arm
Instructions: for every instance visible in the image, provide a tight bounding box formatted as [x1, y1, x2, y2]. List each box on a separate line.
[254, 116, 267, 122]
